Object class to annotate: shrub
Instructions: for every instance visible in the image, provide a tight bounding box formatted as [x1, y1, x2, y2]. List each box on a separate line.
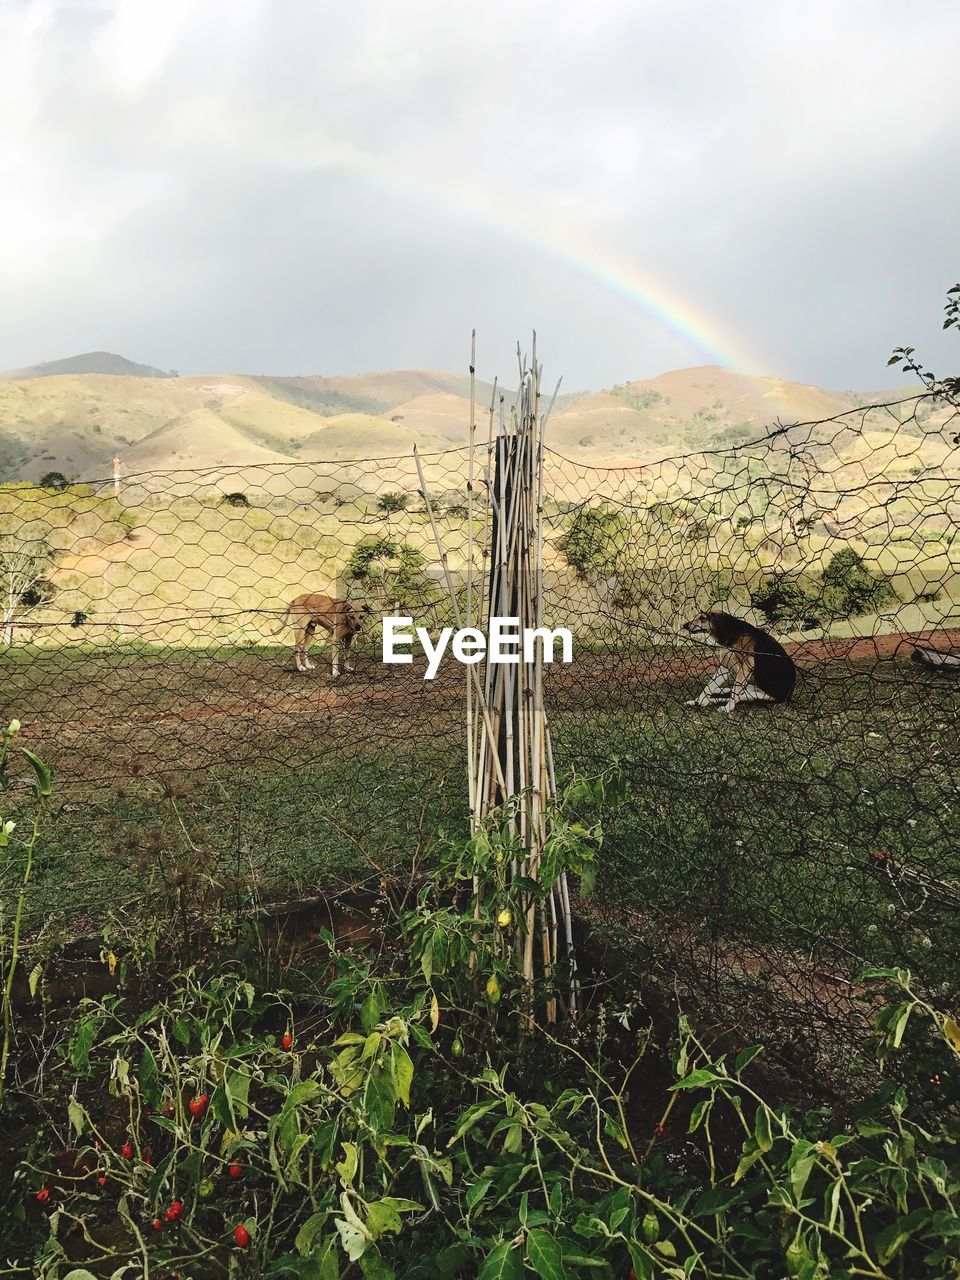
[750, 572, 819, 627]
[377, 493, 410, 514]
[820, 548, 898, 618]
[559, 506, 630, 579]
[752, 552, 898, 627]
[345, 536, 431, 608]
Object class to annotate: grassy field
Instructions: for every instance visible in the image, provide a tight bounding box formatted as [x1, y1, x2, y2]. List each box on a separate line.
[2, 642, 956, 1019]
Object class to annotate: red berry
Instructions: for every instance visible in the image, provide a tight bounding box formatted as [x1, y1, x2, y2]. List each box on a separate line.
[144, 1153, 152, 1165]
[36, 1188, 51, 1205]
[280, 1031, 293, 1051]
[228, 1162, 242, 1179]
[97, 1176, 107, 1186]
[152, 1217, 163, 1232]
[120, 1143, 134, 1160]
[165, 1200, 184, 1222]
[234, 1223, 251, 1248]
[188, 1094, 208, 1119]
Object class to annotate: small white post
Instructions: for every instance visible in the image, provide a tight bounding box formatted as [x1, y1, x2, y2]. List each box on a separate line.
[113, 456, 121, 498]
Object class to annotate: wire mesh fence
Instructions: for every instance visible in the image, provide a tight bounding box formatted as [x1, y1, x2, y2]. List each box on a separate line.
[1, 389, 958, 1079]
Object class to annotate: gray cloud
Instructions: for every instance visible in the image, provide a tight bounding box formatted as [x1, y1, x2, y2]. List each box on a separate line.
[1, 0, 957, 387]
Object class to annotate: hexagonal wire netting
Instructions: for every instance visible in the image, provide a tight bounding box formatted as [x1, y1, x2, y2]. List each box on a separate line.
[1, 390, 957, 1082]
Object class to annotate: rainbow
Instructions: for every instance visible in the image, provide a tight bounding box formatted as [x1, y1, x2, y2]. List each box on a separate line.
[531, 230, 761, 373]
[347, 160, 764, 375]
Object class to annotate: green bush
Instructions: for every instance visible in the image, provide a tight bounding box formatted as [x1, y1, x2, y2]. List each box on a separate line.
[752, 551, 898, 627]
[4, 756, 960, 1277]
[559, 505, 630, 579]
[346, 536, 432, 608]
[377, 493, 410, 515]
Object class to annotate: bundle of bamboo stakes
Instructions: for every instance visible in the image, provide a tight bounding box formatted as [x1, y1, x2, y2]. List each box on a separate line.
[415, 335, 579, 1022]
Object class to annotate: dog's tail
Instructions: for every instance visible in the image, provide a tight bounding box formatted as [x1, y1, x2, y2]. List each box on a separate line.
[270, 604, 292, 636]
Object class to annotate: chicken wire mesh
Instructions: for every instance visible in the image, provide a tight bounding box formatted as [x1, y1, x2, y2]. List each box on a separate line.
[1, 389, 958, 1078]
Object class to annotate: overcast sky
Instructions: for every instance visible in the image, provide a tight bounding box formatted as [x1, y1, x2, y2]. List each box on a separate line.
[1, 0, 958, 389]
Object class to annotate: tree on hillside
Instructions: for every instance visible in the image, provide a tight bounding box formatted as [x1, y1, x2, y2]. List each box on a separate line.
[38, 471, 69, 492]
[0, 537, 57, 645]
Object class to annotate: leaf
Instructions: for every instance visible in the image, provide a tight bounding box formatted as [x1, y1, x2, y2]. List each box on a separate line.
[501, 1122, 523, 1154]
[67, 1097, 86, 1138]
[753, 1105, 773, 1153]
[363, 1062, 396, 1131]
[477, 1241, 524, 1280]
[365, 1199, 403, 1240]
[789, 1147, 817, 1203]
[466, 1178, 492, 1210]
[732, 1144, 764, 1184]
[138, 1045, 161, 1108]
[525, 1229, 567, 1280]
[689, 1098, 712, 1133]
[892, 1004, 912, 1049]
[430, 992, 440, 1033]
[692, 1185, 744, 1217]
[69, 1013, 101, 1072]
[734, 1044, 763, 1073]
[20, 747, 53, 795]
[670, 1067, 721, 1091]
[335, 1218, 368, 1262]
[28, 962, 43, 997]
[359, 1252, 396, 1280]
[226, 1067, 251, 1120]
[942, 1016, 960, 1054]
[361, 990, 384, 1032]
[603, 1115, 628, 1148]
[391, 1044, 414, 1108]
[295, 1210, 329, 1256]
[448, 1100, 499, 1145]
[362, 1032, 383, 1061]
[875, 1208, 931, 1264]
[336, 1142, 359, 1186]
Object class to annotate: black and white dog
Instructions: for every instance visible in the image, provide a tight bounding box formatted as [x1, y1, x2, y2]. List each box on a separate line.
[682, 610, 796, 713]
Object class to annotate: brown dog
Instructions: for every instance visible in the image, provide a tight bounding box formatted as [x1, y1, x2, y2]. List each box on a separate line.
[682, 610, 796, 712]
[272, 593, 370, 676]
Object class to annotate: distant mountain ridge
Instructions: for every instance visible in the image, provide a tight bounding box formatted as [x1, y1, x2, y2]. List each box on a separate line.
[0, 351, 174, 379]
[0, 355, 921, 484]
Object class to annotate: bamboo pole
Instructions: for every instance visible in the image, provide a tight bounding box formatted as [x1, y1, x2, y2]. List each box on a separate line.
[421, 338, 578, 1023]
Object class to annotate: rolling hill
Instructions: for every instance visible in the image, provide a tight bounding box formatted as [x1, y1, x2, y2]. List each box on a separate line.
[0, 351, 174, 379]
[0, 354, 925, 485]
